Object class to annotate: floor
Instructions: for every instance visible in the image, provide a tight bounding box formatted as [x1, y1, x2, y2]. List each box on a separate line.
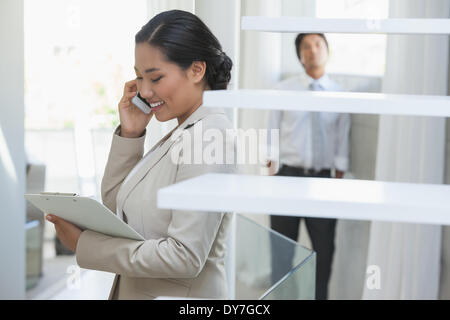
[26, 254, 114, 300]
[26, 255, 77, 299]
[26, 237, 115, 300]
[51, 269, 115, 300]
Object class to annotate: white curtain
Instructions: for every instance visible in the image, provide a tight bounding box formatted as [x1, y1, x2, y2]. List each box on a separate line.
[363, 0, 449, 299]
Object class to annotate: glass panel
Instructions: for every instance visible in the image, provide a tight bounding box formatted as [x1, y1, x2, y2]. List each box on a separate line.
[261, 253, 316, 300]
[26, 220, 42, 290]
[235, 214, 315, 299]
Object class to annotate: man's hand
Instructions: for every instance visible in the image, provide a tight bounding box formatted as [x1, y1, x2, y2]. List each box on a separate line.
[46, 214, 82, 253]
[266, 160, 278, 176]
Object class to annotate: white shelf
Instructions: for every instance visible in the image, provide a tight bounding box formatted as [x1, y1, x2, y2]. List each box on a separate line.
[157, 173, 450, 225]
[242, 17, 450, 35]
[203, 90, 450, 117]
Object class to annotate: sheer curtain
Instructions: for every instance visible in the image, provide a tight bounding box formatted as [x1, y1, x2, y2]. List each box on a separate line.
[363, 0, 449, 299]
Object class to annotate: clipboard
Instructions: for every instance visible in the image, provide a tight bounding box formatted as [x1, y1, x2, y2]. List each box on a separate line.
[25, 193, 144, 241]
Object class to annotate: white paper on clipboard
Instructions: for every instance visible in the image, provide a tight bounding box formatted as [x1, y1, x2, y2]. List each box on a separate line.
[25, 193, 144, 241]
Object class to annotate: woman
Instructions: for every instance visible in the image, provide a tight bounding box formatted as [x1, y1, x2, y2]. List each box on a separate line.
[46, 10, 235, 299]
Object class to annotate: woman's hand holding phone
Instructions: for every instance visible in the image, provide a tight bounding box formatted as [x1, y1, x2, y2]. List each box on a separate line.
[118, 79, 153, 138]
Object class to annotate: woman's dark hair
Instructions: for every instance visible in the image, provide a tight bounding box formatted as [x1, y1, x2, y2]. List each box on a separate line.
[135, 10, 232, 90]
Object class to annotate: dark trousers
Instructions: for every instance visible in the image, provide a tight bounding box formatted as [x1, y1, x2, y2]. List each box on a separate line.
[270, 164, 337, 300]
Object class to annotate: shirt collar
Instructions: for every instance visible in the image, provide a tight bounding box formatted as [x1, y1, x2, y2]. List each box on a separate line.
[306, 73, 332, 90]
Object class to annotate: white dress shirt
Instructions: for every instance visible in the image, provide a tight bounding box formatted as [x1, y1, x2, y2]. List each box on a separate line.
[267, 73, 351, 172]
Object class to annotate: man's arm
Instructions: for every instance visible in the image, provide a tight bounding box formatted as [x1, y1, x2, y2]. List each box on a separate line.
[334, 113, 351, 178]
[266, 109, 282, 175]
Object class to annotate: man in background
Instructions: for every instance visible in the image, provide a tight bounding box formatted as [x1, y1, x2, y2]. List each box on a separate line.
[267, 33, 351, 300]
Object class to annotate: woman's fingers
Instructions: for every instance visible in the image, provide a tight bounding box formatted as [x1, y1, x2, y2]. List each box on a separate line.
[46, 214, 64, 226]
[123, 79, 137, 94]
[119, 92, 137, 106]
[46, 214, 74, 232]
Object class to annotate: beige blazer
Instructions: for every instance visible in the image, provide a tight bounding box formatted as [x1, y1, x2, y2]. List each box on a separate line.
[75, 106, 236, 299]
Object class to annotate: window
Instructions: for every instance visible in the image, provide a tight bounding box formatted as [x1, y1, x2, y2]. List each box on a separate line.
[316, 0, 389, 76]
[25, 0, 148, 197]
[24, 0, 147, 262]
[25, 0, 148, 130]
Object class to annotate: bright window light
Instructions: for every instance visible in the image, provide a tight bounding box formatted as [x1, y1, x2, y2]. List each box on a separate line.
[24, 0, 148, 130]
[316, 0, 389, 76]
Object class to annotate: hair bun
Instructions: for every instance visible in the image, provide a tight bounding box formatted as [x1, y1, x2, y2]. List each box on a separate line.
[136, 10, 233, 91]
[208, 51, 232, 90]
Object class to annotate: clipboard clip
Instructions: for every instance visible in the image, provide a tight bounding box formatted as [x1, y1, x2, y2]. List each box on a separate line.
[40, 192, 79, 196]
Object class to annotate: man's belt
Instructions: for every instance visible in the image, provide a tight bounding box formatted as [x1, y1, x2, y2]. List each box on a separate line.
[282, 165, 331, 176]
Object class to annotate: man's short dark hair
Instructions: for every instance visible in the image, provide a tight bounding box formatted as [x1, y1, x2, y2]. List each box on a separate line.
[294, 33, 329, 60]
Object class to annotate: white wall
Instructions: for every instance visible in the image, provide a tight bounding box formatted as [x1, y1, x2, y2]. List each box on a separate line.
[195, 0, 240, 89]
[195, 0, 241, 124]
[280, 0, 315, 78]
[0, 0, 25, 299]
[238, 0, 281, 178]
[440, 38, 450, 299]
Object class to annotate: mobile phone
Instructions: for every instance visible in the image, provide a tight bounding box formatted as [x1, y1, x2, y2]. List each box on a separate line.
[131, 92, 152, 114]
